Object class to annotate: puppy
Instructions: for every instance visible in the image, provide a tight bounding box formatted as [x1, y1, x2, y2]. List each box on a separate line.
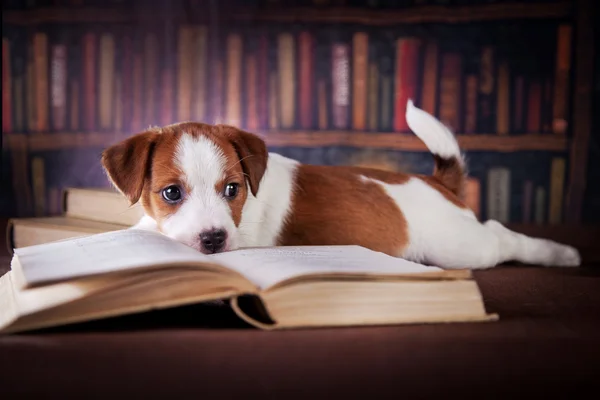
[101, 101, 581, 270]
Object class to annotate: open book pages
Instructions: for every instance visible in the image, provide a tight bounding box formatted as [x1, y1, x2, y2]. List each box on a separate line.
[12, 229, 469, 291]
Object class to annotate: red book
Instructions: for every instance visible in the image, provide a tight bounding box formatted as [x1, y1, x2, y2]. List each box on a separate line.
[2, 38, 11, 133]
[439, 53, 463, 132]
[33, 33, 49, 132]
[257, 32, 268, 130]
[331, 43, 349, 129]
[514, 75, 525, 132]
[82, 32, 96, 131]
[394, 38, 421, 132]
[526, 81, 542, 133]
[299, 31, 314, 129]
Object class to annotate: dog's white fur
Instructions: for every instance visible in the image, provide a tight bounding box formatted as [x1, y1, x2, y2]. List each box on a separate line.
[132, 102, 581, 269]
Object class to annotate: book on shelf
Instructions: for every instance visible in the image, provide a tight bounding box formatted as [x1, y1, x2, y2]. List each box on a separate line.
[0, 228, 497, 334]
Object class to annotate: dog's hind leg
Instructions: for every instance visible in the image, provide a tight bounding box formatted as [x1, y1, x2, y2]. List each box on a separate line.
[480, 220, 580, 268]
[400, 213, 581, 270]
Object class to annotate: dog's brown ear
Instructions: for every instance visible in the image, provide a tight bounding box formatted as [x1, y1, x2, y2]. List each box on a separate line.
[101, 131, 160, 205]
[221, 126, 268, 197]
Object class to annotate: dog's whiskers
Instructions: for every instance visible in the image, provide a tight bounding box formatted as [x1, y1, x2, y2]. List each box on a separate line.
[226, 155, 254, 172]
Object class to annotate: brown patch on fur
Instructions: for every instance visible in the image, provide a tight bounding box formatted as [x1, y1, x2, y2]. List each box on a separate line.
[101, 122, 268, 229]
[431, 155, 465, 198]
[418, 176, 467, 208]
[277, 165, 409, 256]
[343, 164, 467, 209]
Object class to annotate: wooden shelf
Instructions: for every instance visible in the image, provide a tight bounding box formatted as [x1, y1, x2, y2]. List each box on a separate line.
[3, 2, 572, 25]
[3, 133, 122, 152]
[2, 7, 132, 25]
[232, 2, 573, 25]
[3, 132, 569, 153]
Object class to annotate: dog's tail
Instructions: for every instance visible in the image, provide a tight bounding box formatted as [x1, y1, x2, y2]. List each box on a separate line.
[405, 99, 466, 197]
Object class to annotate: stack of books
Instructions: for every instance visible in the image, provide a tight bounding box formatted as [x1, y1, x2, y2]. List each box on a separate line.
[7, 188, 143, 252]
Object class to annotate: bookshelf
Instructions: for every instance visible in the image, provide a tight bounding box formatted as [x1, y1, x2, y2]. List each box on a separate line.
[1, 0, 595, 225]
[2, 2, 574, 25]
[3, 132, 569, 153]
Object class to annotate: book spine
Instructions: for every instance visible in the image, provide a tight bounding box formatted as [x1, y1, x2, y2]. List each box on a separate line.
[192, 26, 208, 123]
[25, 38, 36, 132]
[487, 167, 510, 223]
[464, 74, 478, 134]
[367, 56, 379, 132]
[98, 32, 115, 131]
[477, 46, 495, 133]
[549, 157, 566, 224]
[246, 45, 259, 131]
[12, 41, 25, 133]
[332, 42, 350, 129]
[177, 25, 193, 122]
[2, 37, 12, 133]
[352, 31, 368, 131]
[31, 156, 46, 217]
[420, 41, 438, 117]
[226, 32, 243, 127]
[522, 180, 533, 223]
[160, 22, 175, 126]
[50, 39, 67, 132]
[464, 177, 481, 218]
[131, 31, 143, 131]
[299, 30, 314, 130]
[534, 186, 546, 224]
[552, 24, 572, 135]
[82, 31, 96, 132]
[143, 31, 159, 127]
[526, 80, 542, 133]
[515, 75, 525, 133]
[119, 33, 133, 133]
[495, 61, 510, 135]
[33, 31, 49, 133]
[257, 31, 269, 130]
[394, 37, 420, 132]
[438, 52, 462, 132]
[278, 32, 295, 129]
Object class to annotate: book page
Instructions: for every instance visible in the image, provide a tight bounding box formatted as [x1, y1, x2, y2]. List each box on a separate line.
[14, 229, 209, 288]
[208, 245, 448, 290]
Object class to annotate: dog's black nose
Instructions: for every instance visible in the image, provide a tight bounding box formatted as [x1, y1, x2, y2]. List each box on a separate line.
[199, 229, 227, 253]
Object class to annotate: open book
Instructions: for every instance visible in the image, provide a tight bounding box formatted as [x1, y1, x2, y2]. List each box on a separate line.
[0, 229, 497, 333]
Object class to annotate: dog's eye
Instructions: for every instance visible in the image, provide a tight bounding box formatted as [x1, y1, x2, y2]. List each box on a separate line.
[162, 185, 183, 203]
[224, 183, 239, 199]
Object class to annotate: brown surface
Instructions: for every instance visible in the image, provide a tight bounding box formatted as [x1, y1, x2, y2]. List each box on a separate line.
[1, 220, 599, 398]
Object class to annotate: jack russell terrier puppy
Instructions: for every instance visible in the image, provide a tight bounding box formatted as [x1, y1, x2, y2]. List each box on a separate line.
[101, 101, 581, 270]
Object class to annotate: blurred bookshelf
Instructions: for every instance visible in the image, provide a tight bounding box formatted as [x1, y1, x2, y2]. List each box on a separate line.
[1, 0, 595, 225]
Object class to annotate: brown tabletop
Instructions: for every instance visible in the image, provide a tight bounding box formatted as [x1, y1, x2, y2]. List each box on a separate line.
[1, 222, 599, 399]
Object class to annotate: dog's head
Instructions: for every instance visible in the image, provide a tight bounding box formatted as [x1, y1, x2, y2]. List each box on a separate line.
[101, 123, 268, 254]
